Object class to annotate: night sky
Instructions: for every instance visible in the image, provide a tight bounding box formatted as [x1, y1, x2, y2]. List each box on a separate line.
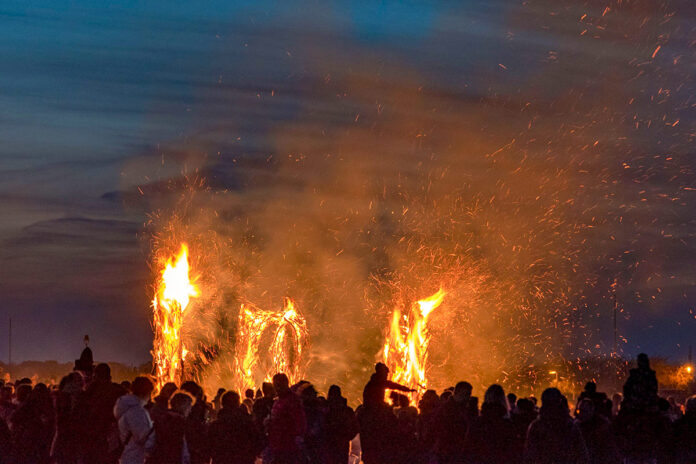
[0, 0, 695, 368]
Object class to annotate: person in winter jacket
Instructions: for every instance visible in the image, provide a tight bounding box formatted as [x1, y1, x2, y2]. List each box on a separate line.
[268, 373, 307, 464]
[113, 377, 155, 464]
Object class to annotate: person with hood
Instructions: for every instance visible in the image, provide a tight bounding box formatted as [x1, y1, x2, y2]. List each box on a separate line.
[524, 388, 589, 464]
[147, 391, 193, 464]
[324, 385, 358, 464]
[466, 384, 517, 464]
[268, 373, 307, 464]
[433, 381, 472, 464]
[209, 391, 262, 464]
[113, 376, 155, 464]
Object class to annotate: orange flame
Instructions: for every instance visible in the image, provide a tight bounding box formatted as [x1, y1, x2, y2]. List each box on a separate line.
[382, 289, 446, 402]
[152, 244, 199, 389]
[235, 298, 309, 391]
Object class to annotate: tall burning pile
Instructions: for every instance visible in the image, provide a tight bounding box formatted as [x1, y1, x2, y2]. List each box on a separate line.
[151, 244, 199, 389]
[383, 289, 446, 401]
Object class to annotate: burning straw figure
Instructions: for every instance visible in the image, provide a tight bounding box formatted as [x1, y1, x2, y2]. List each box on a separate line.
[382, 289, 446, 402]
[152, 244, 199, 389]
[234, 298, 309, 392]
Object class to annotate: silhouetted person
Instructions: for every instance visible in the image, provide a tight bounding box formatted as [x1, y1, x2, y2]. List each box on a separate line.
[524, 387, 589, 464]
[576, 398, 619, 464]
[148, 382, 177, 425]
[362, 363, 414, 408]
[268, 373, 307, 464]
[11, 383, 55, 464]
[252, 381, 276, 453]
[577, 382, 610, 419]
[79, 363, 127, 464]
[0, 386, 16, 426]
[113, 376, 155, 464]
[434, 381, 472, 464]
[243, 388, 255, 414]
[673, 395, 696, 463]
[467, 384, 516, 464]
[180, 381, 209, 464]
[299, 383, 325, 464]
[147, 391, 193, 464]
[356, 399, 398, 464]
[209, 391, 262, 464]
[324, 385, 358, 464]
[0, 413, 10, 464]
[53, 372, 85, 464]
[512, 398, 537, 458]
[622, 353, 658, 412]
[614, 355, 670, 464]
[417, 389, 440, 461]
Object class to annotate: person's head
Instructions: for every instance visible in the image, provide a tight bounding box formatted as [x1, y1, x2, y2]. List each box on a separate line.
[584, 381, 597, 394]
[160, 382, 178, 400]
[262, 382, 276, 398]
[170, 391, 194, 417]
[272, 373, 290, 394]
[120, 380, 131, 392]
[131, 376, 154, 403]
[540, 388, 565, 419]
[16, 384, 32, 403]
[180, 381, 203, 401]
[0, 385, 12, 402]
[507, 393, 517, 407]
[637, 353, 650, 369]
[245, 388, 254, 400]
[214, 388, 226, 400]
[375, 362, 389, 380]
[516, 398, 535, 414]
[328, 385, 342, 401]
[398, 394, 410, 408]
[221, 391, 241, 410]
[453, 381, 473, 403]
[685, 395, 696, 415]
[578, 398, 595, 421]
[440, 390, 453, 402]
[94, 363, 112, 382]
[484, 384, 508, 412]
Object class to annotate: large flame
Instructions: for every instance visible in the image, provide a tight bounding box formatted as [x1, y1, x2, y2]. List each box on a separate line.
[382, 289, 446, 402]
[152, 244, 199, 389]
[235, 298, 309, 391]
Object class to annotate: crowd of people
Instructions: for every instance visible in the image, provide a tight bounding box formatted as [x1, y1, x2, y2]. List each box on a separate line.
[0, 353, 695, 464]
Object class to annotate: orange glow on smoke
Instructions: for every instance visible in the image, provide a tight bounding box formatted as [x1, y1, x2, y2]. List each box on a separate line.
[383, 289, 446, 402]
[152, 244, 199, 389]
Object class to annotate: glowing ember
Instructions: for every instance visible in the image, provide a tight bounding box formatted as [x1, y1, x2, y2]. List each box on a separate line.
[382, 289, 446, 401]
[152, 244, 199, 389]
[235, 298, 309, 391]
